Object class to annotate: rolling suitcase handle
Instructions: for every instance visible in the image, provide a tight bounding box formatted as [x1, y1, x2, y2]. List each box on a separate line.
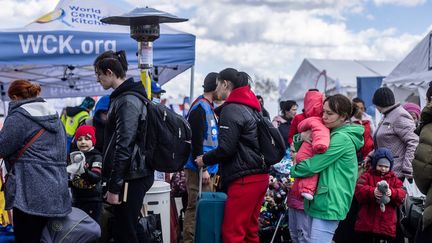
[198, 167, 203, 198]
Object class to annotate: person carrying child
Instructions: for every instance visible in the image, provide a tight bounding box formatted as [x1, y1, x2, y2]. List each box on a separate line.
[67, 125, 103, 224]
[354, 147, 406, 243]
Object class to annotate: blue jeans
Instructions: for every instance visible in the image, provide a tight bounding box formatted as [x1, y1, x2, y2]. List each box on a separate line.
[288, 208, 312, 243]
[309, 217, 339, 243]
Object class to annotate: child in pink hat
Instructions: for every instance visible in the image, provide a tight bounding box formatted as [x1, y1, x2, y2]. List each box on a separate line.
[402, 102, 421, 126]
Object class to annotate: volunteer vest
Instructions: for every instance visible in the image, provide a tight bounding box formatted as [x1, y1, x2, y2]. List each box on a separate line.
[185, 97, 219, 173]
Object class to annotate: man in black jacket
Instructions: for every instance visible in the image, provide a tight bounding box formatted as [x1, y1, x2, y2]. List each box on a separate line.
[195, 68, 269, 242]
[94, 50, 154, 243]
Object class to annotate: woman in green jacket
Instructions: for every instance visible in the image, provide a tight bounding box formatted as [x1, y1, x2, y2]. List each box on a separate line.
[290, 94, 364, 243]
[413, 82, 432, 242]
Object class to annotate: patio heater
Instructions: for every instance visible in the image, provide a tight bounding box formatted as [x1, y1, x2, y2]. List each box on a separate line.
[101, 7, 187, 98]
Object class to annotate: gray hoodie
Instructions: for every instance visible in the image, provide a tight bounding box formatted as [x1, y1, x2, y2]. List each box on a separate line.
[0, 98, 71, 217]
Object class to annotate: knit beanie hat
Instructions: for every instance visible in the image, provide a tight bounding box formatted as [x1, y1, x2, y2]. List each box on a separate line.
[75, 125, 96, 146]
[402, 102, 421, 120]
[372, 87, 395, 107]
[203, 72, 218, 92]
[377, 158, 391, 168]
[80, 96, 96, 110]
[371, 147, 394, 170]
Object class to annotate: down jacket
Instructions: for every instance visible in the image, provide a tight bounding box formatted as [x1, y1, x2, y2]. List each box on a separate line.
[374, 104, 418, 179]
[203, 86, 268, 190]
[287, 90, 323, 145]
[294, 91, 330, 196]
[355, 169, 406, 237]
[413, 102, 432, 229]
[352, 119, 374, 160]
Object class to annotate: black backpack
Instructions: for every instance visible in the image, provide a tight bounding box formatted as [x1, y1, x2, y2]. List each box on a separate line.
[124, 92, 192, 172]
[245, 108, 286, 166]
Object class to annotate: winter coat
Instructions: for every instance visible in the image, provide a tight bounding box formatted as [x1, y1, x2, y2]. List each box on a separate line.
[272, 115, 291, 147]
[203, 86, 268, 190]
[288, 113, 306, 145]
[287, 90, 323, 145]
[352, 119, 374, 160]
[412, 102, 432, 229]
[0, 98, 71, 217]
[103, 78, 153, 194]
[61, 106, 90, 137]
[374, 104, 419, 178]
[355, 170, 406, 237]
[290, 124, 364, 220]
[293, 90, 329, 197]
[71, 148, 103, 202]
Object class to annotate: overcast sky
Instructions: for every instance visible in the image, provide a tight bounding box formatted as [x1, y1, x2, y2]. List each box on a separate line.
[1, 0, 431, 103]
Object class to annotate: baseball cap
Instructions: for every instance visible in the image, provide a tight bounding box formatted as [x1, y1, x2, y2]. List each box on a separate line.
[151, 81, 166, 94]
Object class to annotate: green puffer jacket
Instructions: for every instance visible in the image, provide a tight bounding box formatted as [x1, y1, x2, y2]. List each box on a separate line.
[290, 124, 364, 220]
[413, 103, 432, 229]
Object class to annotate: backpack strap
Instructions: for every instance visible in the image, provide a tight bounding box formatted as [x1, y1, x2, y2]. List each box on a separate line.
[114, 91, 150, 166]
[1, 128, 45, 191]
[11, 128, 46, 168]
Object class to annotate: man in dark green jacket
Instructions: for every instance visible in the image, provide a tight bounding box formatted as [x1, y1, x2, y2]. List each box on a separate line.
[413, 88, 432, 240]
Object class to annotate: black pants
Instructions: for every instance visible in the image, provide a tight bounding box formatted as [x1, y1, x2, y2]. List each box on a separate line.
[357, 232, 396, 243]
[13, 207, 49, 243]
[112, 175, 154, 243]
[73, 201, 103, 225]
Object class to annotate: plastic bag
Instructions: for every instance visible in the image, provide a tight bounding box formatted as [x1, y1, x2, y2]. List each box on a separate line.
[403, 178, 425, 198]
[137, 213, 163, 243]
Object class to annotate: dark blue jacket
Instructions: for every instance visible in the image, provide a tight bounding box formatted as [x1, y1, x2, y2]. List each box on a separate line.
[0, 98, 71, 217]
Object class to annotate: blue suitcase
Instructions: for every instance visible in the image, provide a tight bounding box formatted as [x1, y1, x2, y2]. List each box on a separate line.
[194, 169, 227, 243]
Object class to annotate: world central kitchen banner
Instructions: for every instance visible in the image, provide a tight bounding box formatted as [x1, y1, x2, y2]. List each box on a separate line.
[0, 0, 195, 66]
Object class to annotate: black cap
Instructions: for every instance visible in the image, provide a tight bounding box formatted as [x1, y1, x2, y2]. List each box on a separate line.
[203, 72, 218, 92]
[372, 87, 395, 107]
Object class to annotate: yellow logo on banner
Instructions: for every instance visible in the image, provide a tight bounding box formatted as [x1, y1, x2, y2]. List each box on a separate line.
[36, 9, 64, 23]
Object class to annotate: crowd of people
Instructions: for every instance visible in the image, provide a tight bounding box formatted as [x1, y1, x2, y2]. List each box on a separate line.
[0, 48, 431, 243]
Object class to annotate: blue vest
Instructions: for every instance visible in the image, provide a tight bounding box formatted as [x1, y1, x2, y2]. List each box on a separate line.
[185, 96, 219, 173]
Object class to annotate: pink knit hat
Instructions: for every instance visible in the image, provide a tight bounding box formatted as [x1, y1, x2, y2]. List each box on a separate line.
[402, 102, 421, 119]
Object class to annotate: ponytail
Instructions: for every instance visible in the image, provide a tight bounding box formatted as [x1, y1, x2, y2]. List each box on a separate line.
[94, 50, 128, 78]
[218, 68, 251, 89]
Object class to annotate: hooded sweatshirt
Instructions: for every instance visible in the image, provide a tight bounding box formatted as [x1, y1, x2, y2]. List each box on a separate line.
[0, 98, 71, 217]
[291, 124, 364, 220]
[203, 86, 268, 189]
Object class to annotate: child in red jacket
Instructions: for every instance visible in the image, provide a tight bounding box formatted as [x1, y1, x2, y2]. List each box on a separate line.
[354, 147, 406, 242]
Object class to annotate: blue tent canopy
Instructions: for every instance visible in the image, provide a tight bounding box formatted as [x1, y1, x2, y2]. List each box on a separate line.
[0, 0, 195, 99]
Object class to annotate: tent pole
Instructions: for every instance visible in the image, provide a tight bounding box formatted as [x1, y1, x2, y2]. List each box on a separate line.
[190, 66, 195, 101]
[0, 83, 5, 118]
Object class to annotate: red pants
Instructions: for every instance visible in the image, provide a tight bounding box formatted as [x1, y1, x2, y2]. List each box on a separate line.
[222, 174, 269, 243]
